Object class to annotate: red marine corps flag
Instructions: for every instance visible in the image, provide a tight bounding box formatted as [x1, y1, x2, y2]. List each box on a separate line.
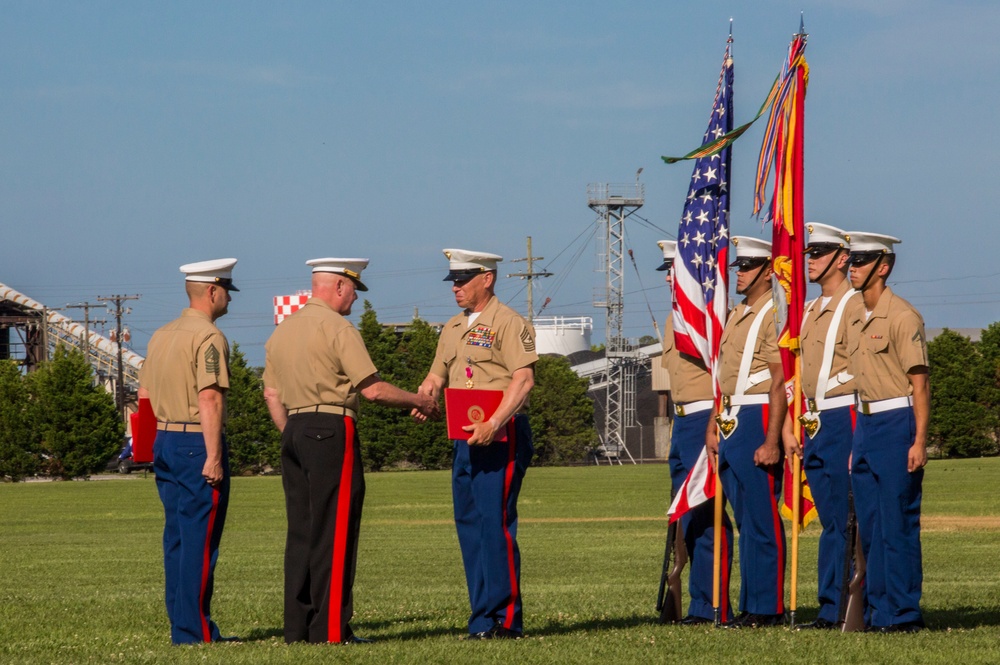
[753, 17, 812, 622]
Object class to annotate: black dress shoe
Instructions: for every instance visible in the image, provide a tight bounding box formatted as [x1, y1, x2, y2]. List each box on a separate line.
[341, 635, 373, 644]
[216, 635, 243, 643]
[467, 624, 524, 640]
[680, 615, 713, 625]
[878, 620, 925, 634]
[728, 613, 785, 628]
[795, 618, 837, 630]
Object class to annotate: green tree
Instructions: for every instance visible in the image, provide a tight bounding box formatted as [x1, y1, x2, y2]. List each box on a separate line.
[976, 322, 1000, 449]
[357, 302, 408, 470]
[226, 343, 282, 474]
[0, 360, 38, 481]
[528, 355, 597, 465]
[394, 319, 450, 469]
[27, 346, 123, 479]
[927, 329, 995, 458]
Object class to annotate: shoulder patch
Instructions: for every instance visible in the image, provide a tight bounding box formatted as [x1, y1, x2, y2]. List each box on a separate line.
[205, 344, 220, 375]
[520, 327, 535, 353]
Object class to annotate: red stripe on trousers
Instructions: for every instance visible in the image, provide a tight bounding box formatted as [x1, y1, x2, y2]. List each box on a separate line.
[761, 403, 785, 614]
[500, 418, 519, 629]
[199, 487, 221, 642]
[328, 417, 356, 643]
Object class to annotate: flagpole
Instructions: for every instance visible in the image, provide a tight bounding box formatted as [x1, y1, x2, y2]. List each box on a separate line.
[790, 355, 802, 627]
[712, 460, 723, 626]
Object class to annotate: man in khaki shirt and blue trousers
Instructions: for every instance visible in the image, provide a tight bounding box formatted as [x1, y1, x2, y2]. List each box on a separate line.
[139, 258, 238, 644]
[844, 232, 929, 633]
[657, 240, 733, 624]
[263, 258, 438, 644]
[783, 223, 860, 629]
[417, 249, 537, 640]
[707, 236, 788, 628]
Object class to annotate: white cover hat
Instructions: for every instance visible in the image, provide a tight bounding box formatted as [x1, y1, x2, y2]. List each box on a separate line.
[730, 236, 772, 263]
[442, 248, 503, 281]
[847, 232, 901, 254]
[179, 258, 239, 291]
[656, 240, 676, 271]
[306, 257, 370, 291]
[806, 223, 850, 249]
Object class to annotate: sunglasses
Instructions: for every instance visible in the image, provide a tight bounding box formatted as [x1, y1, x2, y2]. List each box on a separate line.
[805, 246, 841, 259]
[734, 259, 768, 272]
[848, 253, 883, 267]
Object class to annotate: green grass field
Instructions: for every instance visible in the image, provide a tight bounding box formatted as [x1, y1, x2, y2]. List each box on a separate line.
[2, 458, 1000, 664]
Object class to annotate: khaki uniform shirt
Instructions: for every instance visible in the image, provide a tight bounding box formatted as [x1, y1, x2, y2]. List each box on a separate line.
[431, 295, 538, 391]
[800, 280, 859, 400]
[262, 298, 378, 413]
[139, 308, 230, 424]
[661, 314, 713, 403]
[845, 287, 928, 402]
[718, 291, 780, 396]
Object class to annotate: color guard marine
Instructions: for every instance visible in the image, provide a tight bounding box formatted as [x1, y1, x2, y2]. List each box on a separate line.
[657, 239, 733, 625]
[782, 223, 860, 629]
[707, 236, 788, 628]
[844, 232, 929, 633]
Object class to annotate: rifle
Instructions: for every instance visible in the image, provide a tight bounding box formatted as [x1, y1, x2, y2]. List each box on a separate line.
[656, 498, 689, 624]
[839, 490, 867, 632]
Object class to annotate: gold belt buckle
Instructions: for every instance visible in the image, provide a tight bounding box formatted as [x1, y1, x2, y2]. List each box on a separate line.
[715, 414, 738, 439]
[799, 413, 821, 438]
[806, 398, 818, 412]
[722, 395, 731, 410]
[860, 402, 871, 415]
[675, 403, 686, 417]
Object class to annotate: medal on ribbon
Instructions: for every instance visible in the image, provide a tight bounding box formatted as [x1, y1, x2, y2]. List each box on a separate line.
[465, 358, 474, 388]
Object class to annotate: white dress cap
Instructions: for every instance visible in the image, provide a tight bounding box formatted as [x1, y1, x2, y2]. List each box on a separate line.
[806, 223, 850, 248]
[306, 257, 370, 291]
[656, 240, 676, 271]
[179, 258, 239, 291]
[846, 232, 901, 254]
[730, 236, 772, 261]
[442, 248, 503, 281]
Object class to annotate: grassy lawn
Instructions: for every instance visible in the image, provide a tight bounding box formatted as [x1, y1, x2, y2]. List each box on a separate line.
[2, 457, 1000, 663]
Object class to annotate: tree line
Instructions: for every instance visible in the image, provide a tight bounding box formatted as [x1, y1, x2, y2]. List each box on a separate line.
[3, 313, 998, 481]
[0, 302, 597, 480]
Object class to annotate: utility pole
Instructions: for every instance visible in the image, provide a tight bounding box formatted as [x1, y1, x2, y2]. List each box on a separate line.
[97, 294, 141, 420]
[507, 236, 553, 325]
[65, 301, 104, 359]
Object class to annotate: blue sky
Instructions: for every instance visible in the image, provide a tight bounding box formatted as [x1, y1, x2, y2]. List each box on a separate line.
[3, 1, 997, 366]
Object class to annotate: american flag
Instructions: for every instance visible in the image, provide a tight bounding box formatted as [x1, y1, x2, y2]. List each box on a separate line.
[672, 42, 733, 403]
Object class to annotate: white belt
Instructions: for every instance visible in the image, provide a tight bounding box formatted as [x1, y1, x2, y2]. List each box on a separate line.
[859, 396, 913, 415]
[725, 394, 769, 407]
[674, 400, 713, 417]
[805, 394, 856, 412]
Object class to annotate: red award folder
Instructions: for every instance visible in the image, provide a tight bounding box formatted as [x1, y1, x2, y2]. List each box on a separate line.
[131, 397, 157, 463]
[445, 388, 507, 442]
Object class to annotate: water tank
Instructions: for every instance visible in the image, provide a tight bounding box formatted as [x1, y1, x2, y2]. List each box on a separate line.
[533, 316, 593, 356]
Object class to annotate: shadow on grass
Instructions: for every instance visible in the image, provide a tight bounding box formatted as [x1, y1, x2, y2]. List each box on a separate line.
[241, 627, 284, 641]
[925, 606, 1000, 630]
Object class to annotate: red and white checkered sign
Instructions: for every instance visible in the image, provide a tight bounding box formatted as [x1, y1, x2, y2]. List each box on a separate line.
[273, 291, 311, 325]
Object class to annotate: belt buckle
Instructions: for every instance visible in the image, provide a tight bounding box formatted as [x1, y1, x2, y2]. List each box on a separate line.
[715, 414, 738, 439]
[675, 403, 686, 417]
[722, 395, 731, 410]
[806, 398, 818, 412]
[860, 402, 871, 415]
[798, 413, 821, 438]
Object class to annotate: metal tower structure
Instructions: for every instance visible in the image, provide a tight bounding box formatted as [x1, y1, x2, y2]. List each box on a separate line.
[588, 181, 644, 464]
